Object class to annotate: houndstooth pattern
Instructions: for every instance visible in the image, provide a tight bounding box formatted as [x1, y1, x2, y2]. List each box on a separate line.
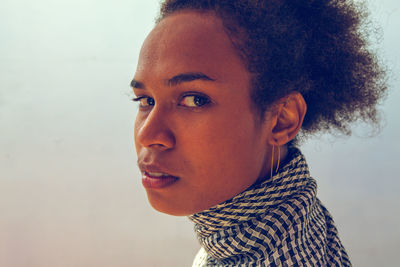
[189, 147, 351, 266]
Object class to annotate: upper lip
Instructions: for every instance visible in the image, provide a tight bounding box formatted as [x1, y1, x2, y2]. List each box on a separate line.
[138, 162, 178, 178]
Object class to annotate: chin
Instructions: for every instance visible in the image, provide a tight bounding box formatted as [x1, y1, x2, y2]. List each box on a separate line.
[146, 193, 197, 216]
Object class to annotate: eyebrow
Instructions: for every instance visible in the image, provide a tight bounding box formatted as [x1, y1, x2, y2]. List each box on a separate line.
[166, 72, 216, 86]
[130, 72, 216, 90]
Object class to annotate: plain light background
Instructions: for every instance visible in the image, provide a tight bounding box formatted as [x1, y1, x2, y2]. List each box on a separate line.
[0, 0, 399, 266]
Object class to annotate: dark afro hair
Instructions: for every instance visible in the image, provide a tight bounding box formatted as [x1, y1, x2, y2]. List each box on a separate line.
[158, 0, 387, 141]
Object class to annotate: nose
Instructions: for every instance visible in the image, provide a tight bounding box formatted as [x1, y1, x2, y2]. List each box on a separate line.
[134, 107, 176, 150]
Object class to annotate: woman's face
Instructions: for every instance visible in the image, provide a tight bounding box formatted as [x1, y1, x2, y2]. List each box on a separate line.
[133, 11, 272, 215]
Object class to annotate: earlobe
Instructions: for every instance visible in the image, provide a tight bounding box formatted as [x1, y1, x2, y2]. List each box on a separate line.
[269, 92, 307, 145]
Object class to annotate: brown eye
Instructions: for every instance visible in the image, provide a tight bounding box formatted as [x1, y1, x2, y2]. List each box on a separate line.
[179, 95, 210, 107]
[133, 96, 155, 108]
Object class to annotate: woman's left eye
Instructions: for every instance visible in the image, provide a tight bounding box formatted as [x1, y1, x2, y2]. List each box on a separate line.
[179, 95, 211, 108]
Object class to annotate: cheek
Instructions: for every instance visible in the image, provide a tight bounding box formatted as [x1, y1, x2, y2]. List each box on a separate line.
[133, 116, 144, 153]
[179, 113, 264, 177]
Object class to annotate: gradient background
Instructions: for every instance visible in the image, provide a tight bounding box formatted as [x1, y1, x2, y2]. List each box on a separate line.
[0, 0, 399, 266]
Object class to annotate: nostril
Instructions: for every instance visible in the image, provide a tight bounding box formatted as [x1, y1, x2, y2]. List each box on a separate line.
[145, 130, 176, 149]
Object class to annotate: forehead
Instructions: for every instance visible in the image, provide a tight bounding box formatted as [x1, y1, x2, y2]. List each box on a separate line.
[135, 11, 247, 82]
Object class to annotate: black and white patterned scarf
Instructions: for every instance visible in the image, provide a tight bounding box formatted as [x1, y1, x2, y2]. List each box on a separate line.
[189, 147, 351, 266]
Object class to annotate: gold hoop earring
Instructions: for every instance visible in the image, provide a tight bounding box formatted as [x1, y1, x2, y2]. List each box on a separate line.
[270, 145, 275, 178]
[271, 145, 281, 178]
[276, 146, 280, 173]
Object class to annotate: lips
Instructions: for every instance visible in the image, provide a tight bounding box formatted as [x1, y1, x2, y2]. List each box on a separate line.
[139, 163, 179, 189]
[145, 171, 173, 178]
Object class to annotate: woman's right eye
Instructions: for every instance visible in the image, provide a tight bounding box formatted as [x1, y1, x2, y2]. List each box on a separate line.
[132, 96, 155, 108]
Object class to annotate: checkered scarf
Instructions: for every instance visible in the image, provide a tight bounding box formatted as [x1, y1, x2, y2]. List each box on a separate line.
[189, 147, 351, 266]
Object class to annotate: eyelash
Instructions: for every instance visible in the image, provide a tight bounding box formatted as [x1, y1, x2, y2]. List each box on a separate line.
[179, 93, 211, 108]
[132, 93, 212, 109]
[132, 96, 155, 108]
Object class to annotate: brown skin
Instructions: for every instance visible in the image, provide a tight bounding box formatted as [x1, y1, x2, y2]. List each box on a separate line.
[133, 11, 306, 216]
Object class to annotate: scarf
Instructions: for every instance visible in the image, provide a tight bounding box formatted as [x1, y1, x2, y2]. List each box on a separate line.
[189, 147, 351, 266]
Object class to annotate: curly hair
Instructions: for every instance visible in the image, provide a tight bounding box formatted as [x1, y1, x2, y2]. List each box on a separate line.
[158, 0, 387, 140]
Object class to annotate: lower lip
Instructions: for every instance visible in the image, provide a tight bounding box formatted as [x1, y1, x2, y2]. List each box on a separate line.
[141, 173, 179, 189]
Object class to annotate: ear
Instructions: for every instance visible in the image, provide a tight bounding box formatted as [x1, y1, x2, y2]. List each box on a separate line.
[268, 92, 307, 146]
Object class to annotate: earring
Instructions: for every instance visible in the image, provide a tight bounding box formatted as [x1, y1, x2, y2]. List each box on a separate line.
[270, 145, 274, 178]
[276, 145, 280, 173]
[271, 144, 281, 178]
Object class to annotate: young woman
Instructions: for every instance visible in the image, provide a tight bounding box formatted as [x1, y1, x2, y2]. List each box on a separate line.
[131, 0, 386, 265]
